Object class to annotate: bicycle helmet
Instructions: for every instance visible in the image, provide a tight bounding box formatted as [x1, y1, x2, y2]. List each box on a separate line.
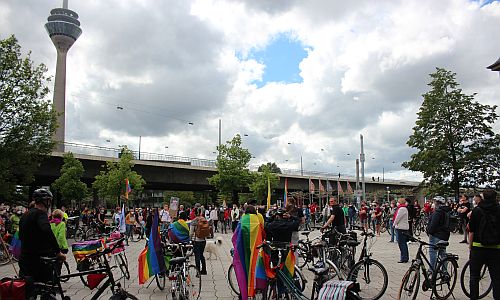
[432, 196, 446, 204]
[32, 188, 53, 207]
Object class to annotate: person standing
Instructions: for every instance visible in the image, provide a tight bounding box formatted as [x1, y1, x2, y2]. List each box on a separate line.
[19, 189, 65, 297]
[125, 209, 136, 242]
[393, 198, 409, 263]
[406, 198, 415, 238]
[359, 202, 368, 231]
[348, 203, 357, 229]
[160, 204, 171, 231]
[210, 206, 219, 234]
[321, 197, 347, 234]
[426, 196, 451, 271]
[190, 208, 208, 275]
[231, 204, 240, 232]
[373, 202, 383, 236]
[468, 188, 500, 300]
[458, 194, 471, 244]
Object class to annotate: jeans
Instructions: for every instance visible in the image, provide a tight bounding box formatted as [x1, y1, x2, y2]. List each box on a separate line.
[348, 216, 355, 228]
[193, 241, 207, 272]
[396, 229, 409, 262]
[429, 235, 446, 271]
[390, 221, 397, 242]
[469, 247, 500, 300]
[126, 224, 134, 240]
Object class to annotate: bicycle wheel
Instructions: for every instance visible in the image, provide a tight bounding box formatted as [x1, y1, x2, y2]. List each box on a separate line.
[185, 264, 201, 300]
[59, 261, 71, 282]
[85, 227, 96, 240]
[398, 266, 420, 300]
[432, 256, 457, 300]
[227, 264, 240, 295]
[348, 258, 388, 300]
[155, 272, 166, 290]
[413, 222, 421, 237]
[115, 253, 130, 280]
[75, 228, 85, 242]
[460, 260, 492, 299]
[325, 259, 343, 281]
[296, 242, 309, 269]
[293, 267, 306, 292]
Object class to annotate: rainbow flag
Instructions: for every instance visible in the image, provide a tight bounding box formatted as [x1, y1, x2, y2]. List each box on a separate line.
[10, 231, 21, 259]
[72, 240, 104, 262]
[138, 209, 166, 284]
[232, 214, 265, 300]
[168, 219, 190, 243]
[124, 178, 132, 200]
[283, 177, 288, 207]
[282, 248, 296, 279]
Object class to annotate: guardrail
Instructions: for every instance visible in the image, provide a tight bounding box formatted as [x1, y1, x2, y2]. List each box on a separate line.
[61, 142, 418, 185]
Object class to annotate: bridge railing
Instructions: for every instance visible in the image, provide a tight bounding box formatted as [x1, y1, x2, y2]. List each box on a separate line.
[61, 142, 416, 185]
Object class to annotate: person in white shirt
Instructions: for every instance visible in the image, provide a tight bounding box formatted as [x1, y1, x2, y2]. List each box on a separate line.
[160, 204, 171, 231]
[393, 198, 410, 263]
[231, 204, 240, 232]
[204, 205, 211, 220]
[210, 207, 219, 233]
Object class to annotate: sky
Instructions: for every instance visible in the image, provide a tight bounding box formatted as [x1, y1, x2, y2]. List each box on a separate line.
[1, 0, 499, 182]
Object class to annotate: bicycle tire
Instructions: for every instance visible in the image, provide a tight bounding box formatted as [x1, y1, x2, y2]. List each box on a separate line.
[109, 290, 139, 300]
[431, 256, 457, 300]
[460, 260, 492, 299]
[59, 260, 71, 282]
[155, 272, 166, 290]
[227, 264, 239, 295]
[296, 242, 309, 269]
[293, 266, 306, 292]
[397, 266, 420, 300]
[115, 253, 130, 280]
[347, 258, 388, 300]
[413, 223, 421, 237]
[85, 227, 96, 240]
[185, 264, 201, 300]
[75, 228, 85, 242]
[325, 259, 343, 280]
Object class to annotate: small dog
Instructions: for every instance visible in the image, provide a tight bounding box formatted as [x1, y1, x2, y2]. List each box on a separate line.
[204, 236, 223, 260]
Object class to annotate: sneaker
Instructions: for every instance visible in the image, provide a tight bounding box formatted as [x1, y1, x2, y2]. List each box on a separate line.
[459, 240, 467, 244]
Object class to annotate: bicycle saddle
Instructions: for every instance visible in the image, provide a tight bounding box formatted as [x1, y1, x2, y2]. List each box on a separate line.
[301, 231, 311, 236]
[169, 257, 186, 265]
[436, 241, 449, 248]
[40, 256, 59, 263]
[308, 267, 329, 276]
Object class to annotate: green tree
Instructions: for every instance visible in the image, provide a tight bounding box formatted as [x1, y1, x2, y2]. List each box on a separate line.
[52, 152, 88, 207]
[403, 68, 498, 198]
[208, 134, 252, 203]
[93, 146, 146, 206]
[249, 164, 280, 204]
[0, 35, 57, 199]
[257, 162, 282, 174]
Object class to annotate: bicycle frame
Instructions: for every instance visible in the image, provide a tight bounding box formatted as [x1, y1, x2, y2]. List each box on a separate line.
[411, 240, 444, 288]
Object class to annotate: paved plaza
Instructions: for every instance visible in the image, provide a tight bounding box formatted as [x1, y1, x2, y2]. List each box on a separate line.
[0, 230, 492, 300]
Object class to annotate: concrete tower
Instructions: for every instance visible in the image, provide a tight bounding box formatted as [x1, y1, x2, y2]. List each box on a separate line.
[45, 0, 82, 152]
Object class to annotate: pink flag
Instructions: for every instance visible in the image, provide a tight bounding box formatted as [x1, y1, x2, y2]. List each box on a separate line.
[319, 179, 325, 192]
[337, 181, 344, 194]
[309, 178, 315, 193]
[346, 180, 354, 194]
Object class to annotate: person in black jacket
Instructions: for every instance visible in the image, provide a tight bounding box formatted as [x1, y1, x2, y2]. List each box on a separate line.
[426, 196, 451, 271]
[19, 189, 66, 296]
[468, 188, 500, 300]
[265, 208, 300, 243]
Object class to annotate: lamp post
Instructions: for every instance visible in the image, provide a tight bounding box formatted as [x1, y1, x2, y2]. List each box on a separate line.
[386, 186, 390, 203]
[287, 142, 303, 176]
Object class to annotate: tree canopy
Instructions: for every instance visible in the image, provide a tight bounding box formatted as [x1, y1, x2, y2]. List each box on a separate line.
[93, 146, 146, 206]
[258, 162, 282, 174]
[208, 134, 252, 203]
[403, 68, 498, 197]
[249, 164, 280, 204]
[0, 35, 57, 200]
[52, 152, 88, 207]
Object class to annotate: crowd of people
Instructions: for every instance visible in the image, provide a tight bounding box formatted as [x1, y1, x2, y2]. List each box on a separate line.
[1, 187, 499, 299]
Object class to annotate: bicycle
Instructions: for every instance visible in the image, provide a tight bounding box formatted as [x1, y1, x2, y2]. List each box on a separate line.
[258, 241, 309, 300]
[228, 247, 307, 297]
[460, 259, 492, 299]
[397, 235, 459, 300]
[346, 226, 388, 300]
[155, 242, 201, 300]
[32, 237, 137, 300]
[323, 228, 357, 279]
[0, 233, 17, 266]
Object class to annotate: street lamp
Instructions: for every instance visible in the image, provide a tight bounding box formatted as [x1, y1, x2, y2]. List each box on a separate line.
[287, 142, 303, 176]
[386, 186, 390, 203]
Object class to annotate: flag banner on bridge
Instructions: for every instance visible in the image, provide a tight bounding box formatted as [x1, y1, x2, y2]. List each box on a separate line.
[337, 180, 344, 194]
[346, 180, 354, 194]
[309, 178, 315, 193]
[319, 179, 325, 193]
[326, 180, 333, 193]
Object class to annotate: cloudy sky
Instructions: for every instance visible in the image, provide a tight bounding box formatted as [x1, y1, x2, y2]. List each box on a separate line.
[1, 0, 499, 182]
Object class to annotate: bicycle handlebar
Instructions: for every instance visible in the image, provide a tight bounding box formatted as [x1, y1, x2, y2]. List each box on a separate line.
[257, 240, 294, 251]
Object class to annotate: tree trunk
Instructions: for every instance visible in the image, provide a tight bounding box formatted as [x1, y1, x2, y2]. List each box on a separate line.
[232, 190, 239, 205]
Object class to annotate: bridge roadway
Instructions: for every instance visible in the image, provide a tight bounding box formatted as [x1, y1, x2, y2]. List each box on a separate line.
[0, 229, 480, 299]
[33, 151, 420, 194]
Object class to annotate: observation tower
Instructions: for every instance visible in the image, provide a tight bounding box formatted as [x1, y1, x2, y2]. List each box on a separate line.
[44, 0, 82, 152]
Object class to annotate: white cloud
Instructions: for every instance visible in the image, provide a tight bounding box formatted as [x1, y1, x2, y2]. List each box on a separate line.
[2, 0, 500, 182]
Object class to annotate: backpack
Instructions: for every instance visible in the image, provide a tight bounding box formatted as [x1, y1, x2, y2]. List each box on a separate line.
[476, 206, 500, 246]
[195, 217, 211, 239]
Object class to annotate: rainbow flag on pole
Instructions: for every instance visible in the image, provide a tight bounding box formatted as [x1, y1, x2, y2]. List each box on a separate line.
[283, 177, 288, 207]
[266, 176, 271, 210]
[232, 214, 265, 300]
[124, 178, 132, 200]
[138, 209, 165, 284]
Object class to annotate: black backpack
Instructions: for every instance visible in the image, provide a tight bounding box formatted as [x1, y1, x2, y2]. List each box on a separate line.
[476, 206, 500, 246]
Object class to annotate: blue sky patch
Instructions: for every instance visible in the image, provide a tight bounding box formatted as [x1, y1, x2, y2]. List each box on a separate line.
[476, 0, 498, 6]
[246, 33, 309, 88]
